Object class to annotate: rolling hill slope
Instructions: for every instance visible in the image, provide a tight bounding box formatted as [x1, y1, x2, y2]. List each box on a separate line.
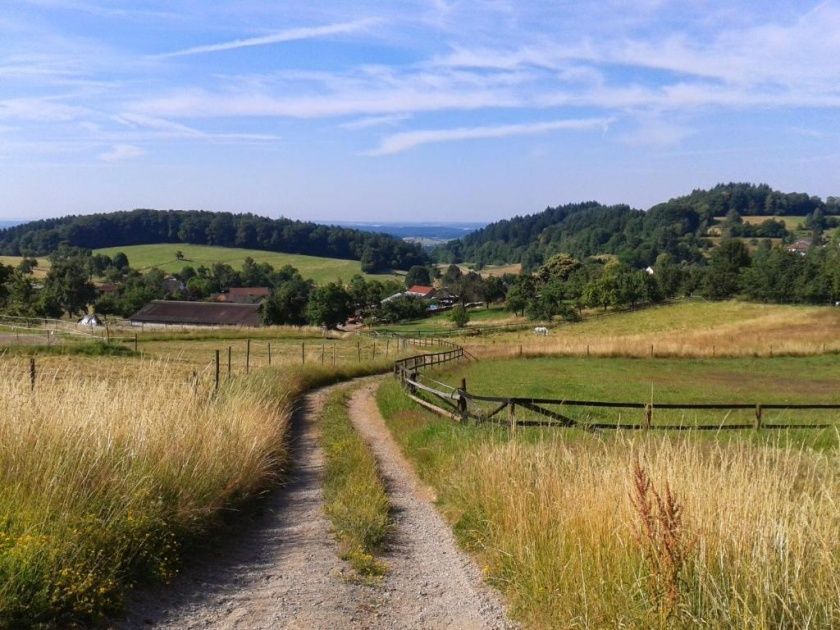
[94, 244, 403, 285]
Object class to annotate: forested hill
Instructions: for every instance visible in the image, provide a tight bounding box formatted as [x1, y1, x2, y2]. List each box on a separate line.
[437, 183, 840, 270]
[0, 209, 428, 272]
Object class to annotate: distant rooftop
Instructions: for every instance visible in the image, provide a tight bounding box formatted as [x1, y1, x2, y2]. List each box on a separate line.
[130, 300, 261, 327]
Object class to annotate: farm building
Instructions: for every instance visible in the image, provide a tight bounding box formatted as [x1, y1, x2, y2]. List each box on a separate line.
[405, 285, 437, 299]
[129, 300, 262, 327]
[215, 287, 271, 303]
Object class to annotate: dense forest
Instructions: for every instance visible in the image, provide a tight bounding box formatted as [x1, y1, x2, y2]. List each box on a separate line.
[0, 209, 429, 273]
[437, 183, 840, 269]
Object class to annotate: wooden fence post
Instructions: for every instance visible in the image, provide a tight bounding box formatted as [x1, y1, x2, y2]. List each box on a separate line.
[227, 346, 232, 378]
[321, 343, 325, 365]
[246, 339, 251, 374]
[301, 342, 305, 364]
[754, 404, 763, 430]
[649, 344, 654, 358]
[508, 400, 516, 432]
[372, 341, 376, 360]
[268, 342, 272, 366]
[586, 344, 590, 358]
[332, 344, 336, 366]
[29, 357, 35, 392]
[644, 404, 652, 429]
[214, 350, 220, 391]
[386, 338, 390, 356]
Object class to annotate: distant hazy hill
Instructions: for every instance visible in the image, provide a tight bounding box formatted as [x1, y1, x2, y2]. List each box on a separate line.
[0, 220, 23, 229]
[436, 183, 839, 270]
[335, 221, 485, 245]
[0, 209, 428, 273]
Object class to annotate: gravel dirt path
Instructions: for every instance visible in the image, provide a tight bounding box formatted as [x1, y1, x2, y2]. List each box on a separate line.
[347, 382, 515, 630]
[119, 377, 514, 629]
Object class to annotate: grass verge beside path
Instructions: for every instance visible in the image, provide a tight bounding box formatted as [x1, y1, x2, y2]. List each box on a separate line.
[376, 379, 840, 628]
[0, 357, 395, 627]
[321, 386, 390, 579]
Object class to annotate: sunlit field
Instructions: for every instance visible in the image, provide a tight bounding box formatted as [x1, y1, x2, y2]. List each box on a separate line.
[459, 300, 840, 358]
[93, 243, 402, 284]
[377, 379, 840, 628]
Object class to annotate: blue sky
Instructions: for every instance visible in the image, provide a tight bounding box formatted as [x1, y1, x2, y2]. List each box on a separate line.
[1, 1, 839, 222]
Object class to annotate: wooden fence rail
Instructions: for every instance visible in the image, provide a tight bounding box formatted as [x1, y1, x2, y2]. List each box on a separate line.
[391, 339, 840, 431]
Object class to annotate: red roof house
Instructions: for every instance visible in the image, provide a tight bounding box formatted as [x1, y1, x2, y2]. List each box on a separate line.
[405, 285, 437, 299]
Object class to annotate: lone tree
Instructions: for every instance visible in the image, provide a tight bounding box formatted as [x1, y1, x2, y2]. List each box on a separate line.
[449, 303, 470, 328]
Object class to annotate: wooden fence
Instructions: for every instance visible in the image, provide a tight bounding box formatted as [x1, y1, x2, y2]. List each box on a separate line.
[392, 341, 840, 431]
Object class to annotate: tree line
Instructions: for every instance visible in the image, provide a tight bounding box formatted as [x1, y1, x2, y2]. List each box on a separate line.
[503, 238, 840, 323]
[437, 183, 840, 270]
[0, 209, 429, 273]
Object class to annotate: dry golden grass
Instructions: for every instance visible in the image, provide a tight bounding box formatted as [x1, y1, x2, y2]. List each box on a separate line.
[465, 301, 840, 358]
[452, 436, 839, 628]
[0, 359, 292, 624]
[379, 375, 840, 628]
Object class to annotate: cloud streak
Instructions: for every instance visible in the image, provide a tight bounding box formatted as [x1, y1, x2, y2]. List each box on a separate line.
[155, 18, 382, 58]
[98, 143, 143, 161]
[366, 117, 612, 155]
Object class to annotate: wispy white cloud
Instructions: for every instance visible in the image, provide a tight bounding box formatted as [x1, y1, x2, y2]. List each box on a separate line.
[0, 97, 86, 122]
[155, 18, 383, 58]
[98, 143, 143, 161]
[340, 114, 411, 130]
[366, 117, 612, 155]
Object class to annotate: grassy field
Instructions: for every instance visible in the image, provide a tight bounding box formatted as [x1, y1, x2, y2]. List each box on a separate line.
[93, 244, 402, 284]
[0, 256, 49, 277]
[737, 215, 807, 229]
[374, 304, 523, 333]
[460, 300, 840, 358]
[435, 263, 522, 278]
[426, 356, 840, 446]
[377, 378, 840, 628]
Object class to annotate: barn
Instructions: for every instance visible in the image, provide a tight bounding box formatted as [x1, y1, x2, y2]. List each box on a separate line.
[129, 300, 262, 327]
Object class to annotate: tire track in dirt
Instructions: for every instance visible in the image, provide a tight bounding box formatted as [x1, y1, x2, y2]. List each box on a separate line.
[347, 382, 516, 629]
[119, 377, 514, 629]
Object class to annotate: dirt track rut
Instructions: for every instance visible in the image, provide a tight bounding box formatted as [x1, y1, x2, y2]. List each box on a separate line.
[119, 378, 513, 629]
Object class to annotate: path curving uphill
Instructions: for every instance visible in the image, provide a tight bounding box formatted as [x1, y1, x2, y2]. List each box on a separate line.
[120, 377, 514, 629]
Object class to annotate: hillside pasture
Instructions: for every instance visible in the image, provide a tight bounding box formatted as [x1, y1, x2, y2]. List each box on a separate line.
[93, 244, 402, 284]
[0, 256, 49, 277]
[460, 300, 840, 358]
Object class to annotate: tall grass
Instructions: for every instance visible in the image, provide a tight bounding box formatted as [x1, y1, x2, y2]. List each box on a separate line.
[0, 356, 397, 626]
[321, 388, 390, 578]
[377, 382, 840, 628]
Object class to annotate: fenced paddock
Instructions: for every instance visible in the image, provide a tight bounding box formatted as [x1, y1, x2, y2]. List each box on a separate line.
[392, 342, 840, 432]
